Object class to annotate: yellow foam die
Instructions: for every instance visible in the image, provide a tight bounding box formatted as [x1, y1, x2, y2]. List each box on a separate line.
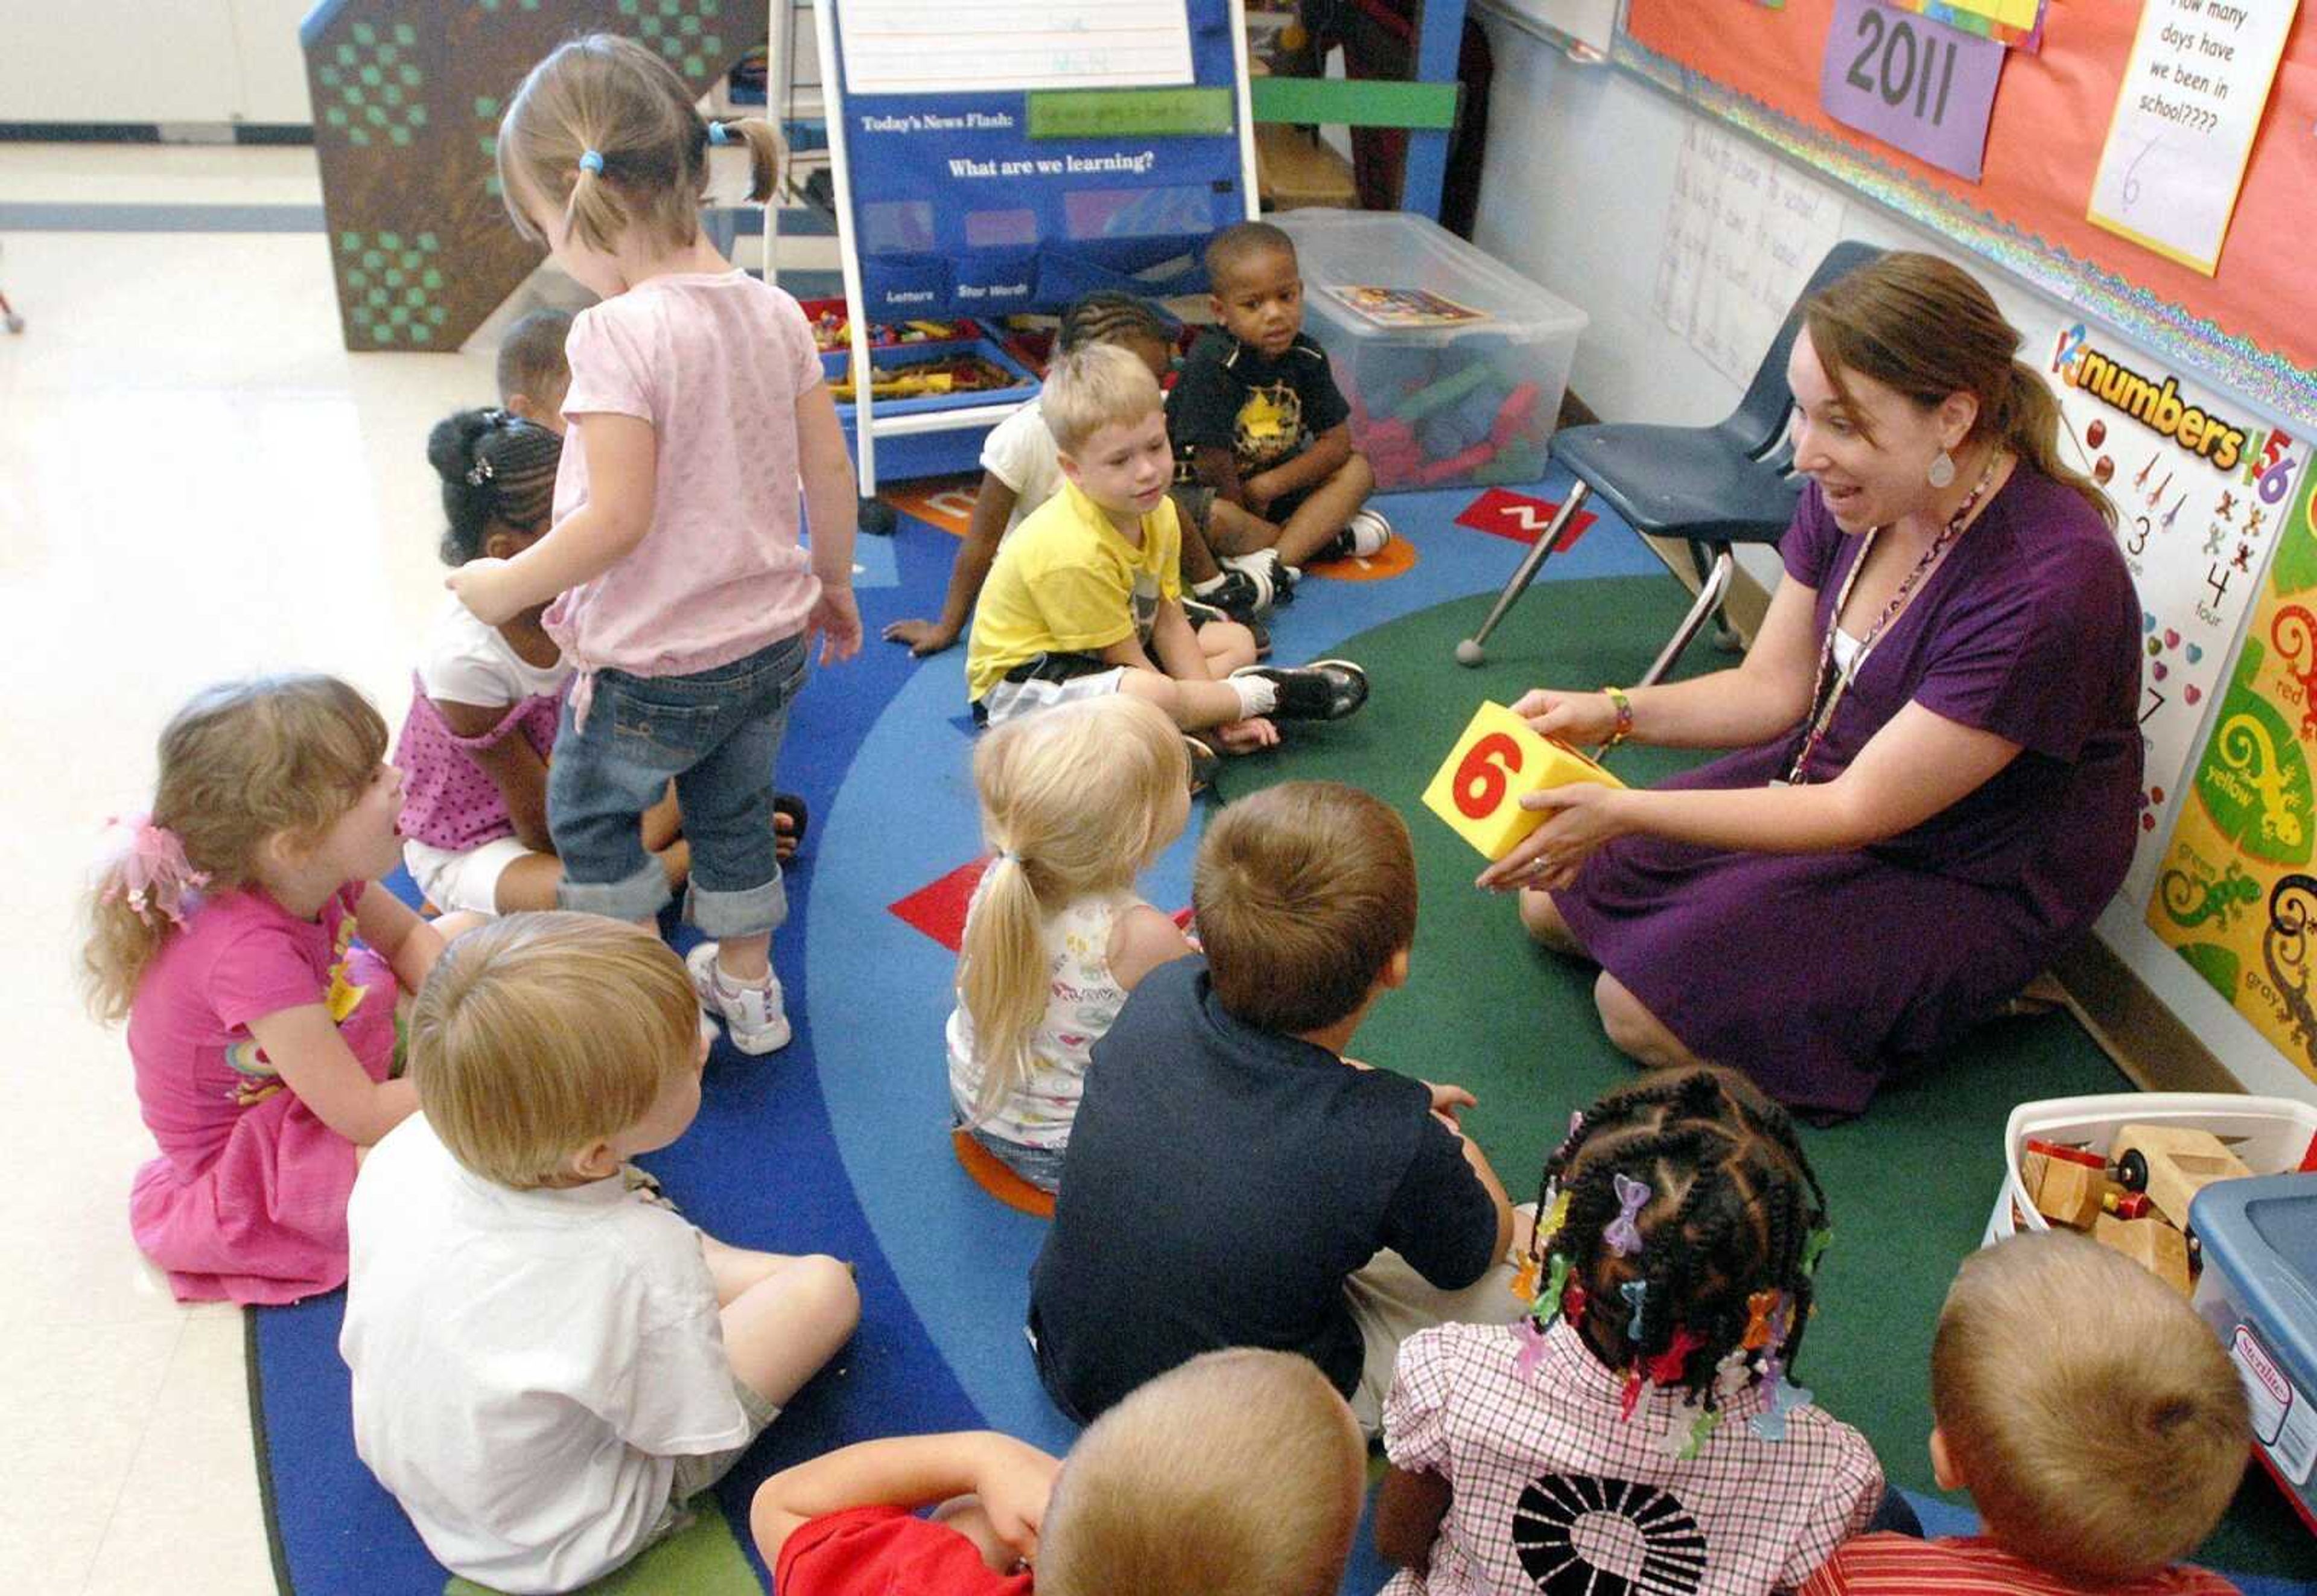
[1422, 700, 1625, 861]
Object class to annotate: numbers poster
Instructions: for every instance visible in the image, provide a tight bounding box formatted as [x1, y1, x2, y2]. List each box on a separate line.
[2144, 457, 2317, 1089]
[2036, 315, 2306, 908]
[2087, 0, 2298, 275]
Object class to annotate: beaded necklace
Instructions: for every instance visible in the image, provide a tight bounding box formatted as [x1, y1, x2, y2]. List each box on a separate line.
[1781, 453, 2001, 787]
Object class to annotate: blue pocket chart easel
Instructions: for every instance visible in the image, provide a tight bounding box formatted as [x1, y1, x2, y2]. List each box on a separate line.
[778, 0, 1262, 493]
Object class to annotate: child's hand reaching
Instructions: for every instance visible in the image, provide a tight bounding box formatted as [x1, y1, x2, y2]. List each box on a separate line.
[445, 558, 525, 626]
[1424, 1080, 1477, 1133]
[971, 1434, 1061, 1566]
[809, 583, 862, 665]
[1213, 716, 1280, 753]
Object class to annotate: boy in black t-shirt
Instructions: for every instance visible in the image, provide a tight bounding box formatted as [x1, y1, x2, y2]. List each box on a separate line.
[1170, 222, 1395, 594]
[1026, 781, 1527, 1435]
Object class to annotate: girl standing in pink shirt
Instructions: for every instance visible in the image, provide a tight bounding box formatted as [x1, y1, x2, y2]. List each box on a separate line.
[81, 676, 468, 1304]
[451, 35, 859, 1055]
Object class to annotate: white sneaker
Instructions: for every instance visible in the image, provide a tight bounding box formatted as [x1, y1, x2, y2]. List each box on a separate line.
[1221, 549, 1293, 606]
[1322, 507, 1394, 562]
[687, 941, 792, 1055]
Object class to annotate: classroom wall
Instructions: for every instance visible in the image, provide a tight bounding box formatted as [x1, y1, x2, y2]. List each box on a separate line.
[1464, 11, 2317, 1107]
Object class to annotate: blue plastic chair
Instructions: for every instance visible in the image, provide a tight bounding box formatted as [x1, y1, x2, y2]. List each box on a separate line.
[1455, 240, 1883, 672]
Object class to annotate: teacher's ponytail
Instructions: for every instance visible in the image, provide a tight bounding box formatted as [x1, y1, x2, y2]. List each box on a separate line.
[1997, 361, 2114, 529]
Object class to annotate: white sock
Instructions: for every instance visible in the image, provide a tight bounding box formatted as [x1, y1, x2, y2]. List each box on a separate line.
[1230, 675, 1278, 719]
[716, 958, 773, 993]
[1191, 572, 1227, 596]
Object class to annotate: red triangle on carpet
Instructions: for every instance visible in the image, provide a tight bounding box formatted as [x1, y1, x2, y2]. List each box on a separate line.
[888, 856, 993, 952]
[890, 858, 1198, 953]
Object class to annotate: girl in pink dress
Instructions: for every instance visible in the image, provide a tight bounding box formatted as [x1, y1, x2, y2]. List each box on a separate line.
[83, 675, 468, 1304]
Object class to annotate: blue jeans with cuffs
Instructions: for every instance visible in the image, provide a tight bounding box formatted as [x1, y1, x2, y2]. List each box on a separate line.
[549, 634, 807, 936]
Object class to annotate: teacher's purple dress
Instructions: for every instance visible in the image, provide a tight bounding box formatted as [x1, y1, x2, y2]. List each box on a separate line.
[1553, 469, 2142, 1118]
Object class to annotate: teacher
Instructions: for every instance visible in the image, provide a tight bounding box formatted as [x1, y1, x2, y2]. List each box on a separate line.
[1482, 252, 2141, 1120]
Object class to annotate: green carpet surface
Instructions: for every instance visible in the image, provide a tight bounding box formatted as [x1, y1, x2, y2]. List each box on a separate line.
[1218, 577, 2312, 1577]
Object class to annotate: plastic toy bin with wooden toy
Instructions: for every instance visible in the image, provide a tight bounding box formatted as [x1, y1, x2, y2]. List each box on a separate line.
[1984, 1093, 2317, 1535]
[1274, 209, 1588, 495]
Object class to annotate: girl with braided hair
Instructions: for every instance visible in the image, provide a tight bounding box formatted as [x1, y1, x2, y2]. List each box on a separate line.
[1376, 1067, 1885, 1595]
[394, 408, 692, 915]
[883, 291, 1274, 657]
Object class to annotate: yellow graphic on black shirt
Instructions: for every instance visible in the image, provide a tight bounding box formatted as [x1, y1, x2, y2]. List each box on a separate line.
[1234, 383, 1302, 472]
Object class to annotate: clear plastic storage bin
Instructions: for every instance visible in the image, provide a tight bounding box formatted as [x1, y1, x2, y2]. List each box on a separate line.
[1274, 210, 1588, 493]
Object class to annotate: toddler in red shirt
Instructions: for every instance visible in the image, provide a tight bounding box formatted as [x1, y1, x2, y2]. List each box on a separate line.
[1804, 1230, 2251, 1595]
[753, 1348, 1365, 1595]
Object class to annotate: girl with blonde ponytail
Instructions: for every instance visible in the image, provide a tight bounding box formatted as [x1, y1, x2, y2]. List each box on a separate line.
[82, 675, 472, 1304]
[460, 34, 860, 1056]
[947, 698, 1197, 1192]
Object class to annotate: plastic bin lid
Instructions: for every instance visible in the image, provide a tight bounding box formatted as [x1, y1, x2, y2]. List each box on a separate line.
[1273, 210, 1589, 345]
[2192, 1171, 2317, 1388]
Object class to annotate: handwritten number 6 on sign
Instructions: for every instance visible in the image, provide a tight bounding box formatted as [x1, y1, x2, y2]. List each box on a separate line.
[1455, 733, 1524, 819]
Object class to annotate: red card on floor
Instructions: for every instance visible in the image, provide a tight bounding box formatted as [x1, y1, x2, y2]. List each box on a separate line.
[889, 857, 991, 952]
[1455, 488, 1597, 550]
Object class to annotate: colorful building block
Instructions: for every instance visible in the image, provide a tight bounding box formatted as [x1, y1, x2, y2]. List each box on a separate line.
[1422, 701, 1625, 861]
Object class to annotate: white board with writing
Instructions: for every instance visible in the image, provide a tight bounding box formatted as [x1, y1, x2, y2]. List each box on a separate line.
[1652, 119, 1849, 387]
[836, 0, 1196, 95]
[2087, 0, 2298, 276]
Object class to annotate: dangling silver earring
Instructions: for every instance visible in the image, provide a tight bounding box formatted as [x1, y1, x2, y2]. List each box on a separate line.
[1927, 448, 1957, 489]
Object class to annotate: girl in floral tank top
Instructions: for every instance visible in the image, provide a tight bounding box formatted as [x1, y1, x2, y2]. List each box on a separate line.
[946, 698, 1198, 1192]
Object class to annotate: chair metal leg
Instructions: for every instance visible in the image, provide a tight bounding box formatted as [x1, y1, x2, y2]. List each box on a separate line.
[1686, 538, 1746, 653]
[1455, 482, 1592, 667]
[1636, 549, 1733, 688]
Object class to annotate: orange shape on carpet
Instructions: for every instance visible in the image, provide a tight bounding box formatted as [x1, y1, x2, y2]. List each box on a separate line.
[952, 1130, 1056, 1218]
[1303, 537, 1420, 583]
[882, 475, 981, 537]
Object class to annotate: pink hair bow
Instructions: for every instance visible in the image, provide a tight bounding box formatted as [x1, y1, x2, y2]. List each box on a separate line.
[98, 813, 208, 927]
[1604, 1172, 1650, 1257]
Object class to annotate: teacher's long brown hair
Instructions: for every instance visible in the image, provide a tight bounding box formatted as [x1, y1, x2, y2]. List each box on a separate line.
[1805, 252, 2114, 530]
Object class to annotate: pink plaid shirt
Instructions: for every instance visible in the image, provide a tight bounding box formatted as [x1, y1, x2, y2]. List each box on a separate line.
[1383, 1320, 1883, 1596]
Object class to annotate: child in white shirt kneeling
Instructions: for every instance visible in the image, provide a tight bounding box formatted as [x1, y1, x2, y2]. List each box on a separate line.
[340, 913, 859, 1594]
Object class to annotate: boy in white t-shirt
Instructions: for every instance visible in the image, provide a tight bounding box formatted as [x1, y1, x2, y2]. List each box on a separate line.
[342, 914, 860, 1594]
[882, 292, 1273, 658]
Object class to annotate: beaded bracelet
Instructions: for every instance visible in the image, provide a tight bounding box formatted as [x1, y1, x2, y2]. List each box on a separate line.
[1602, 685, 1635, 751]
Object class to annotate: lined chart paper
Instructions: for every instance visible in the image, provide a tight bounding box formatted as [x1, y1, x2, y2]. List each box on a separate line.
[838, 1, 1196, 94]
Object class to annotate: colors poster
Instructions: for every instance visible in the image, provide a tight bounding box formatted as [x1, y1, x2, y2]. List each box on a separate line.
[2146, 457, 2317, 1089]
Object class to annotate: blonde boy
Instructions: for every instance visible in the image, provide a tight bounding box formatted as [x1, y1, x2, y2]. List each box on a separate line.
[754, 1347, 1367, 1595]
[964, 343, 1367, 739]
[1803, 1230, 2251, 1595]
[340, 914, 859, 1595]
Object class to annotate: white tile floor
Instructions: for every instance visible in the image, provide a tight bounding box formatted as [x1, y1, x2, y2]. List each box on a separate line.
[1, 142, 538, 1594]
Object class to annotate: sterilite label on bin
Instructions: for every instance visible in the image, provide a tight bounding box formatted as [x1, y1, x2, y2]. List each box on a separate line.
[2233, 1324, 2317, 1484]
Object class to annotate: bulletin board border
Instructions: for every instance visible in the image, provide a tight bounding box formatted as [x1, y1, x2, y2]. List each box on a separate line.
[1607, 30, 2317, 434]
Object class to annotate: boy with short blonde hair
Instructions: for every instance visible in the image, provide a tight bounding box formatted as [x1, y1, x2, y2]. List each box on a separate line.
[755, 1347, 1368, 1595]
[1803, 1230, 2251, 1594]
[342, 913, 860, 1594]
[964, 343, 1368, 739]
[1029, 782, 1524, 1434]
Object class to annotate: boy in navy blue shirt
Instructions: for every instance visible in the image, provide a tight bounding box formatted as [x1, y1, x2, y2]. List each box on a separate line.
[1028, 781, 1524, 1434]
[1170, 222, 1394, 590]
